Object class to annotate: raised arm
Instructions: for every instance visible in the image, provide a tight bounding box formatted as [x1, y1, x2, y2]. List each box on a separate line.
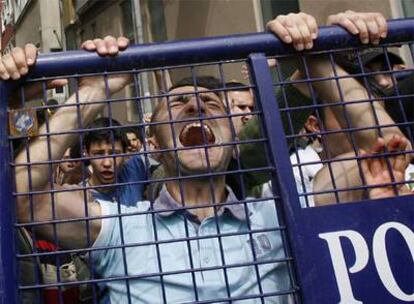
[10, 36, 130, 249]
[241, 11, 409, 203]
[268, 11, 403, 149]
[309, 12, 410, 205]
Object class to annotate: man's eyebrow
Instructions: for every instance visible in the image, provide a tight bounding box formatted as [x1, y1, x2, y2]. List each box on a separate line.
[167, 92, 220, 102]
[198, 92, 221, 100]
[199, 93, 215, 99]
[168, 94, 191, 101]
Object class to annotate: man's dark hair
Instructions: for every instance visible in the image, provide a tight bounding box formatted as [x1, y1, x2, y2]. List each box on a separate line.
[124, 126, 144, 143]
[334, 49, 414, 140]
[385, 72, 414, 142]
[84, 117, 128, 152]
[149, 76, 223, 137]
[225, 81, 250, 92]
[333, 48, 405, 97]
[169, 76, 223, 92]
[333, 48, 404, 75]
[69, 139, 82, 159]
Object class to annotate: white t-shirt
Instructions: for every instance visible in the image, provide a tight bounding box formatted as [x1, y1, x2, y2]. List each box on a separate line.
[262, 145, 322, 208]
[405, 163, 414, 191]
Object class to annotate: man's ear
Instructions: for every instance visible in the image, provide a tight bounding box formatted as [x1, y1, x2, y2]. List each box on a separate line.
[147, 136, 162, 162]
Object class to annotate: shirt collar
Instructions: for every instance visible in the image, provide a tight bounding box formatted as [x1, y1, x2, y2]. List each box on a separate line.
[153, 185, 248, 221]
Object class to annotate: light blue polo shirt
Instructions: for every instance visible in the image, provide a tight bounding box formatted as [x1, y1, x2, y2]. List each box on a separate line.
[92, 187, 293, 303]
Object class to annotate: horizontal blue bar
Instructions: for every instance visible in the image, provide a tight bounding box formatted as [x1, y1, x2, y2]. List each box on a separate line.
[29, 18, 414, 78]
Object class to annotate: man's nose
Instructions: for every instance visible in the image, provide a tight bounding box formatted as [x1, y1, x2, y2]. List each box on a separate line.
[376, 74, 393, 89]
[241, 113, 253, 125]
[185, 97, 206, 115]
[102, 156, 113, 168]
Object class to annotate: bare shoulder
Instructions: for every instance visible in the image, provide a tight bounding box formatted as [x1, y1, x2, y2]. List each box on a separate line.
[59, 182, 97, 204]
[51, 183, 102, 219]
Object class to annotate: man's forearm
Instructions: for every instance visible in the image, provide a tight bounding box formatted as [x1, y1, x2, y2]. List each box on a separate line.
[306, 57, 405, 149]
[313, 155, 364, 205]
[15, 85, 107, 195]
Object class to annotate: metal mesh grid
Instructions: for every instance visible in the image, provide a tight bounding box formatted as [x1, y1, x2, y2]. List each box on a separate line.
[10, 60, 298, 303]
[269, 43, 414, 207]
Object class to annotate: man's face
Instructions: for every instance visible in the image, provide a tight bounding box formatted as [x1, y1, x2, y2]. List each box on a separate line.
[86, 140, 125, 185]
[150, 86, 233, 175]
[126, 132, 142, 153]
[367, 61, 406, 90]
[228, 90, 254, 135]
[59, 148, 80, 173]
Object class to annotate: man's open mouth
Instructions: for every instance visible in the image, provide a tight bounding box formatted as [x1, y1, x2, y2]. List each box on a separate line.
[179, 122, 216, 147]
[101, 171, 114, 179]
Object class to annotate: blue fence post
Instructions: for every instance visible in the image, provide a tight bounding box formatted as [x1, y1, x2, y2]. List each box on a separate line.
[248, 53, 304, 301]
[26, 18, 414, 78]
[0, 82, 18, 304]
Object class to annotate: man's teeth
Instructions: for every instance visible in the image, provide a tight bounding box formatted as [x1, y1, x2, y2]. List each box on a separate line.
[178, 122, 216, 147]
[182, 122, 213, 137]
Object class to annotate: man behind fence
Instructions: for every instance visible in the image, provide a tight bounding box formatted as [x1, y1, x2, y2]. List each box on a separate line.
[82, 117, 146, 206]
[5, 11, 410, 304]
[10, 40, 292, 303]
[242, 11, 412, 204]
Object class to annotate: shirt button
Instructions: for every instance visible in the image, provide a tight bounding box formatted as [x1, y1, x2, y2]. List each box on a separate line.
[203, 257, 210, 264]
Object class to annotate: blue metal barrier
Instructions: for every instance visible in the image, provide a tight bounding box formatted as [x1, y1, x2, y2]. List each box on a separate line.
[0, 18, 413, 304]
